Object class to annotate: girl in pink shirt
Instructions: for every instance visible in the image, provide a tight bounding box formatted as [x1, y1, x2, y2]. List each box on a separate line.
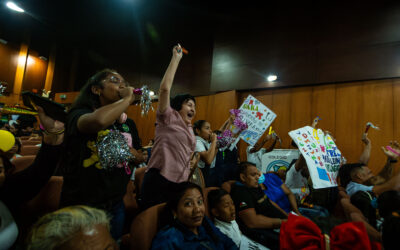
[140, 44, 197, 210]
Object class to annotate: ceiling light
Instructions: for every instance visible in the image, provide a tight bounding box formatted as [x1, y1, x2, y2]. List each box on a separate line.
[267, 75, 277, 82]
[6, 2, 25, 13]
[149, 91, 155, 96]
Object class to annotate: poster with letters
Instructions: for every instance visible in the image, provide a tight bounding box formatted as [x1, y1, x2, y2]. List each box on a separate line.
[289, 126, 342, 189]
[238, 95, 277, 146]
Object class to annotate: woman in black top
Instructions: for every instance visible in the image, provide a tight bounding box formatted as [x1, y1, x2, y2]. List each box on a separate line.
[59, 69, 137, 239]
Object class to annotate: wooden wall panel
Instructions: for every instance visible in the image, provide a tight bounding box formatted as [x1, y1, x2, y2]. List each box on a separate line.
[22, 55, 48, 92]
[0, 43, 18, 92]
[335, 83, 364, 165]
[311, 84, 336, 135]
[206, 90, 237, 131]
[193, 95, 209, 121]
[271, 89, 292, 149]
[290, 87, 312, 131]
[126, 102, 157, 146]
[392, 79, 400, 176]
[361, 80, 394, 174]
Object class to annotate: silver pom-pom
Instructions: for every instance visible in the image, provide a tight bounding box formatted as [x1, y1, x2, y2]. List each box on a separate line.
[139, 85, 154, 116]
[96, 130, 134, 173]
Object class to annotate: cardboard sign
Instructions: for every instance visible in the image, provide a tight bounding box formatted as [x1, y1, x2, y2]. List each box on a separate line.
[289, 126, 342, 189]
[238, 95, 277, 146]
[261, 149, 300, 173]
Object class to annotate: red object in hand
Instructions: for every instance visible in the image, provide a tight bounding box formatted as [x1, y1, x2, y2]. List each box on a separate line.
[181, 47, 189, 55]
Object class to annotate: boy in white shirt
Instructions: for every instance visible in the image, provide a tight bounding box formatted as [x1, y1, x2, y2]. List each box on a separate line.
[208, 188, 270, 250]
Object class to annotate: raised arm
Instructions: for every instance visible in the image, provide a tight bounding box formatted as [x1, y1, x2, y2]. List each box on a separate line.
[359, 133, 371, 166]
[376, 141, 400, 181]
[198, 133, 218, 165]
[239, 208, 284, 229]
[77, 87, 135, 133]
[158, 45, 183, 113]
[250, 134, 273, 153]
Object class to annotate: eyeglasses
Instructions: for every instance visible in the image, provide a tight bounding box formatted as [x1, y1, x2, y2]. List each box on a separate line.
[105, 75, 130, 86]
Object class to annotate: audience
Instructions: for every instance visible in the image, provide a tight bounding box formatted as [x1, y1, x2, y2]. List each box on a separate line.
[1, 45, 397, 250]
[230, 162, 287, 249]
[151, 182, 237, 249]
[27, 205, 117, 250]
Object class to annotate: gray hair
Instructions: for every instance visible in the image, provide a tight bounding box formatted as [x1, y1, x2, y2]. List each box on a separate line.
[27, 205, 110, 250]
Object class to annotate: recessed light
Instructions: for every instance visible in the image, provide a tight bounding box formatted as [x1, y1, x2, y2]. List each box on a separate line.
[6, 2, 25, 13]
[267, 75, 277, 82]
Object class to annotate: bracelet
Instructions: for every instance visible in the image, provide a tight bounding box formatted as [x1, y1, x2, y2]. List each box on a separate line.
[386, 146, 400, 157]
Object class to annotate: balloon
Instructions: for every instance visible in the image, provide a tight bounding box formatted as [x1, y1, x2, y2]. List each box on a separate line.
[0, 130, 15, 152]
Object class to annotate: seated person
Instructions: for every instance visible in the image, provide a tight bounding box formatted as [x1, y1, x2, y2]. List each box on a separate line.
[338, 141, 400, 198]
[208, 188, 269, 249]
[261, 172, 300, 214]
[230, 162, 287, 250]
[285, 155, 310, 204]
[26, 205, 117, 250]
[246, 133, 278, 172]
[151, 182, 237, 250]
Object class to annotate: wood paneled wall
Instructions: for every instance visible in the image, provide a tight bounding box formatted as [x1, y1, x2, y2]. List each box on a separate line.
[239, 79, 400, 175]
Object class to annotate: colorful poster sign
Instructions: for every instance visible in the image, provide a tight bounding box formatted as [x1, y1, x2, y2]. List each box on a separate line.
[289, 126, 342, 189]
[238, 95, 277, 146]
[261, 149, 300, 174]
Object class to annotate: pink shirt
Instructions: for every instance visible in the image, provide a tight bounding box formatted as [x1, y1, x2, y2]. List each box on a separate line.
[146, 106, 196, 183]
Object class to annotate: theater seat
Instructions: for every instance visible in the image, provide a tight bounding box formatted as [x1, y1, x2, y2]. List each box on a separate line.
[203, 187, 219, 218]
[221, 180, 236, 193]
[129, 203, 167, 250]
[21, 140, 41, 146]
[11, 155, 36, 173]
[20, 145, 40, 156]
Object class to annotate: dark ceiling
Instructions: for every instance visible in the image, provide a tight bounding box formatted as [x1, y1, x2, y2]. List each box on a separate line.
[2, 0, 400, 96]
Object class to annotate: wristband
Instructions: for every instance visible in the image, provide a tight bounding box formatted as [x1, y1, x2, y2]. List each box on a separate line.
[386, 146, 400, 157]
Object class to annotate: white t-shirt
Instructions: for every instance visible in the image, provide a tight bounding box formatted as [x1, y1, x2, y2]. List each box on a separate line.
[214, 218, 270, 249]
[195, 136, 216, 169]
[0, 201, 18, 250]
[285, 164, 310, 203]
[246, 146, 266, 172]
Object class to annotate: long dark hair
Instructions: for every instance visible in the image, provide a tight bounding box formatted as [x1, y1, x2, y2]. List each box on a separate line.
[70, 69, 117, 111]
[193, 120, 207, 135]
[167, 182, 219, 244]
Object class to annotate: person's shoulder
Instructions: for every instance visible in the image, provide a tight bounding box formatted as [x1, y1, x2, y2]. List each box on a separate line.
[231, 183, 250, 196]
[67, 108, 92, 119]
[153, 225, 183, 243]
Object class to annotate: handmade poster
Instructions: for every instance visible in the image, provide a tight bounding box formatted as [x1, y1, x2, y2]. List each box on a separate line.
[261, 149, 300, 173]
[289, 126, 342, 189]
[238, 95, 277, 146]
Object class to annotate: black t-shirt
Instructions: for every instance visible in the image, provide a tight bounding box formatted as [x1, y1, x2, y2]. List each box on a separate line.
[230, 182, 286, 230]
[60, 108, 138, 208]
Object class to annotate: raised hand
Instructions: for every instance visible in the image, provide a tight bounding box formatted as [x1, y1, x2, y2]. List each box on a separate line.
[172, 44, 183, 61]
[381, 141, 400, 160]
[362, 133, 371, 145]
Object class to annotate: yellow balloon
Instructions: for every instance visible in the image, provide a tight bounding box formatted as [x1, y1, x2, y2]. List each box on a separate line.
[0, 130, 15, 152]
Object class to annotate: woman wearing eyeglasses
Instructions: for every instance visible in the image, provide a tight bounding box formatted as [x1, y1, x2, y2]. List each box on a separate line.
[59, 68, 138, 240]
